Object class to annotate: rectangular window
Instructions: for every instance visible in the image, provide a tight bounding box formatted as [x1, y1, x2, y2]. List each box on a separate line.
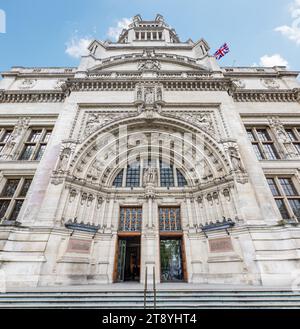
[159, 207, 181, 231]
[0, 177, 32, 221]
[267, 176, 300, 222]
[284, 128, 300, 155]
[246, 127, 280, 160]
[119, 207, 142, 232]
[19, 128, 52, 161]
[0, 128, 13, 156]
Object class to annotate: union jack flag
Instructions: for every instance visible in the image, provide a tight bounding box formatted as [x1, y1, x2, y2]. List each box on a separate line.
[214, 43, 230, 60]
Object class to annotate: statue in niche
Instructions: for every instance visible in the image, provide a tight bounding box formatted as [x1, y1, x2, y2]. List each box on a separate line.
[136, 86, 143, 101]
[0, 117, 30, 160]
[269, 117, 289, 143]
[57, 147, 71, 172]
[143, 167, 157, 185]
[156, 86, 162, 101]
[144, 87, 154, 104]
[228, 146, 245, 173]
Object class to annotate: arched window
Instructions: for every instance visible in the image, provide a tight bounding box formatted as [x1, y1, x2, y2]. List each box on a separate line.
[176, 169, 187, 187]
[113, 169, 124, 187]
[160, 161, 174, 187]
[111, 160, 188, 188]
[126, 162, 140, 187]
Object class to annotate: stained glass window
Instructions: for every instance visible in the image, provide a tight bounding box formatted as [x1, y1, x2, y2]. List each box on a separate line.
[119, 207, 142, 231]
[159, 207, 181, 231]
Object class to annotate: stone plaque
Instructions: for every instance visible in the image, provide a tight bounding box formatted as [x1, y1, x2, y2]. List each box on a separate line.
[67, 238, 91, 254]
[208, 237, 233, 253]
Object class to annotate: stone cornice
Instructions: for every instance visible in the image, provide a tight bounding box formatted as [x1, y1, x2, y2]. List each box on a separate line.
[65, 78, 231, 92]
[232, 88, 300, 102]
[0, 89, 67, 103]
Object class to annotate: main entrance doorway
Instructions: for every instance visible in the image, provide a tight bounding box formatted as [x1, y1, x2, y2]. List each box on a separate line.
[160, 237, 184, 282]
[116, 236, 141, 282]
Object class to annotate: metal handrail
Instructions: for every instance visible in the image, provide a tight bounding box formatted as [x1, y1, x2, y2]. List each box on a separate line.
[144, 266, 148, 309]
[144, 266, 157, 309]
[153, 266, 156, 309]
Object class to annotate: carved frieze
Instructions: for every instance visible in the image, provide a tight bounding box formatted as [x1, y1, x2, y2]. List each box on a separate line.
[163, 111, 215, 136]
[19, 79, 37, 90]
[0, 91, 66, 103]
[83, 112, 136, 138]
[138, 59, 161, 71]
[232, 79, 246, 89]
[261, 78, 280, 89]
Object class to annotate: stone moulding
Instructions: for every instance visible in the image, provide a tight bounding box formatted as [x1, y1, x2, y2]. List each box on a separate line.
[65, 218, 100, 233]
[64, 78, 231, 92]
[0, 90, 66, 103]
[232, 88, 300, 102]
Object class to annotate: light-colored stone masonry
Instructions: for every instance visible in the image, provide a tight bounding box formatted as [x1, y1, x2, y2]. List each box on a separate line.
[0, 14, 299, 289]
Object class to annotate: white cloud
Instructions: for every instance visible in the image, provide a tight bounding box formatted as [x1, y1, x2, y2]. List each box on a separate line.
[107, 17, 132, 41]
[259, 54, 289, 68]
[275, 0, 300, 45]
[65, 37, 92, 59]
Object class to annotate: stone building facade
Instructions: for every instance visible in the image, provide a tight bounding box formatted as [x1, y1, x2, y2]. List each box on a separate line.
[0, 14, 300, 289]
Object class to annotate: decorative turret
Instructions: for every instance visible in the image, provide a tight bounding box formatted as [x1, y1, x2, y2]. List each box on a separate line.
[117, 14, 180, 44]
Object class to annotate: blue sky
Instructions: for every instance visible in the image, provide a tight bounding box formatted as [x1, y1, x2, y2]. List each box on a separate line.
[0, 0, 299, 72]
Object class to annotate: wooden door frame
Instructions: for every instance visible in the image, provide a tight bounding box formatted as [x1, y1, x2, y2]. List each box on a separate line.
[113, 233, 142, 283]
[159, 233, 188, 283]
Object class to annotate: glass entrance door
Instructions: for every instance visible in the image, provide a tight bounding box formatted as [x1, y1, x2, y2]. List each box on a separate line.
[116, 236, 140, 282]
[160, 238, 184, 282]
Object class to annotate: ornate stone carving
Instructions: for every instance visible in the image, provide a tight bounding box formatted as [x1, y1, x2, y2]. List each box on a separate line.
[232, 79, 246, 89]
[228, 146, 245, 173]
[164, 111, 215, 136]
[143, 167, 158, 186]
[222, 188, 231, 201]
[0, 91, 66, 103]
[261, 78, 280, 89]
[86, 160, 103, 183]
[135, 84, 164, 104]
[0, 117, 30, 160]
[144, 87, 155, 104]
[232, 89, 298, 102]
[268, 116, 299, 159]
[56, 147, 72, 172]
[144, 184, 156, 199]
[138, 59, 161, 71]
[223, 140, 248, 184]
[54, 79, 67, 90]
[84, 112, 134, 138]
[19, 79, 37, 90]
[69, 188, 78, 202]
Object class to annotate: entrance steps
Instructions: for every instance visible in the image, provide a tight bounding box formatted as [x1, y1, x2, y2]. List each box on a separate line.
[1, 284, 300, 308]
